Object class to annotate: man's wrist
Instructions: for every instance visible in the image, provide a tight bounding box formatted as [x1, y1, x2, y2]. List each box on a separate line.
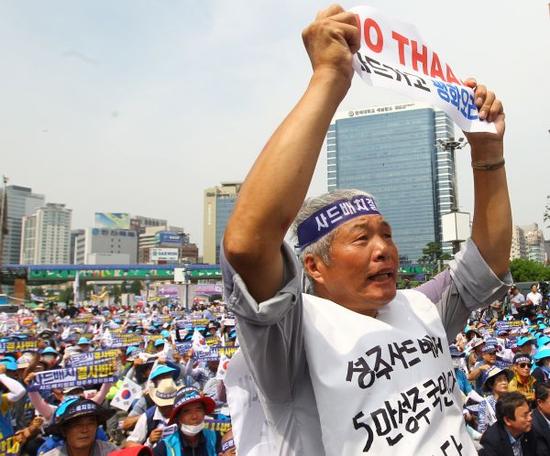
[309, 69, 351, 98]
[469, 142, 504, 162]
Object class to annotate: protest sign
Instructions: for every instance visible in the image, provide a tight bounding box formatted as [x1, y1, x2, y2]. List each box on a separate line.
[495, 320, 524, 332]
[350, 5, 496, 133]
[109, 334, 143, 348]
[68, 349, 119, 367]
[0, 436, 20, 456]
[175, 342, 192, 355]
[32, 363, 117, 390]
[0, 340, 38, 354]
[195, 345, 239, 362]
[161, 424, 178, 438]
[204, 418, 232, 434]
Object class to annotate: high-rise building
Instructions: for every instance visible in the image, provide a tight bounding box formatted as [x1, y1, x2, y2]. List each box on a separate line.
[510, 224, 547, 263]
[70, 229, 85, 264]
[1, 186, 45, 264]
[20, 203, 72, 264]
[130, 215, 168, 234]
[522, 223, 546, 263]
[203, 182, 242, 264]
[74, 228, 138, 264]
[327, 103, 455, 262]
[138, 226, 197, 264]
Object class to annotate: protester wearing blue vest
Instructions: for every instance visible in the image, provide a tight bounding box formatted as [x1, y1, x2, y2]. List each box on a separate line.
[153, 387, 220, 456]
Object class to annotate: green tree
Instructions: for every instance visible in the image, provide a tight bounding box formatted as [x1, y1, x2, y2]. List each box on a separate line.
[130, 280, 143, 295]
[418, 242, 452, 273]
[510, 258, 550, 282]
[112, 285, 122, 304]
[31, 287, 45, 297]
[58, 287, 74, 304]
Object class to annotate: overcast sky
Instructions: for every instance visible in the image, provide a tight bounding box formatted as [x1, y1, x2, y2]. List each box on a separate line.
[1, 0, 549, 255]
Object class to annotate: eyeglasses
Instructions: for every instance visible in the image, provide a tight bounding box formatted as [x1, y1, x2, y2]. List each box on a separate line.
[517, 363, 531, 368]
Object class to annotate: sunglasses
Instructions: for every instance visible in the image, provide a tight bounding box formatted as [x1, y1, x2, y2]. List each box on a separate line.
[517, 363, 531, 368]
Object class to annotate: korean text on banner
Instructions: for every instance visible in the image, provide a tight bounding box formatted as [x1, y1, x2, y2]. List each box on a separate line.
[68, 349, 119, 367]
[31, 363, 117, 390]
[0, 436, 20, 456]
[350, 5, 496, 133]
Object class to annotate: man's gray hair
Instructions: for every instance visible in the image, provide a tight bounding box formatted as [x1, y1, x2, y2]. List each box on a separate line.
[292, 189, 376, 292]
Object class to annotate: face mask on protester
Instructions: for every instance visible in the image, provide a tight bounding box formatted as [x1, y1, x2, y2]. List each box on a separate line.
[180, 422, 205, 436]
[451, 358, 462, 369]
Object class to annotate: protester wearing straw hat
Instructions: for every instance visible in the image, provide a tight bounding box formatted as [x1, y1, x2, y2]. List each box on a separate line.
[153, 387, 219, 456]
[41, 397, 117, 456]
[126, 379, 177, 448]
[478, 366, 514, 434]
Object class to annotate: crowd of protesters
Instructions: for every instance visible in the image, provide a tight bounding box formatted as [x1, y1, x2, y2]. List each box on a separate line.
[0, 299, 237, 456]
[1, 2, 546, 455]
[0, 283, 549, 455]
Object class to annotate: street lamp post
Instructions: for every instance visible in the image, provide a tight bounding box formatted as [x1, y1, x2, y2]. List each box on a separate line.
[0, 176, 8, 294]
[436, 137, 467, 254]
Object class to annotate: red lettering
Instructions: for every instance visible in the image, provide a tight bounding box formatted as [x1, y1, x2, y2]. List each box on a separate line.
[363, 18, 383, 53]
[391, 31, 409, 65]
[411, 40, 428, 75]
[445, 65, 461, 85]
[430, 51, 445, 80]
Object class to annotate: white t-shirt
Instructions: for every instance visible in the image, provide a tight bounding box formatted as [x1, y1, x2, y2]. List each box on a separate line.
[526, 291, 543, 307]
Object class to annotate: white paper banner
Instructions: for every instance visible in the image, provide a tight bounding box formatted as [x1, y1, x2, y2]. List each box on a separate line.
[351, 5, 496, 133]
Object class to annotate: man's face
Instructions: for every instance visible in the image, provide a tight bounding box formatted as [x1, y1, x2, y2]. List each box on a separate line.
[64, 415, 98, 449]
[178, 402, 205, 426]
[482, 352, 497, 364]
[505, 402, 532, 435]
[79, 345, 90, 353]
[307, 215, 398, 316]
[531, 285, 538, 293]
[514, 361, 532, 378]
[158, 404, 174, 418]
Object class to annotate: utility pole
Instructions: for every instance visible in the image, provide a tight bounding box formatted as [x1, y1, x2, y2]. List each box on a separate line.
[0, 175, 8, 293]
[436, 138, 467, 254]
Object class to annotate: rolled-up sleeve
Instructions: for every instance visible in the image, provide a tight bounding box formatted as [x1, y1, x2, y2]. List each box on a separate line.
[221, 241, 306, 404]
[417, 239, 512, 341]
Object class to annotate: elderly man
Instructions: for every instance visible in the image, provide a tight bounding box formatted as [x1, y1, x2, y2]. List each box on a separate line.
[222, 4, 511, 455]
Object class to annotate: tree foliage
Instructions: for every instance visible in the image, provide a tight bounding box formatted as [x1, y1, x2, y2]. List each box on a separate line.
[130, 280, 143, 295]
[418, 242, 452, 273]
[510, 258, 550, 282]
[58, 287, 74, 304]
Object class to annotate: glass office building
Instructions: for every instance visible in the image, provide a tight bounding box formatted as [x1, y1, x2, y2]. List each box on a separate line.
[203, 183, 242, 264]
[327, 103, 455, 262]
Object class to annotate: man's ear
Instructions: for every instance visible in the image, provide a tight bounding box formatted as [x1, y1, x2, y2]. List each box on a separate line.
[502, 416, 513, 428]
[303, 253, 327, 286]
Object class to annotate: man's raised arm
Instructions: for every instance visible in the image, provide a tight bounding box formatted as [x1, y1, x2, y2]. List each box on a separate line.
[223, 5, 360, 302]
[463, 80, 511, 279]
